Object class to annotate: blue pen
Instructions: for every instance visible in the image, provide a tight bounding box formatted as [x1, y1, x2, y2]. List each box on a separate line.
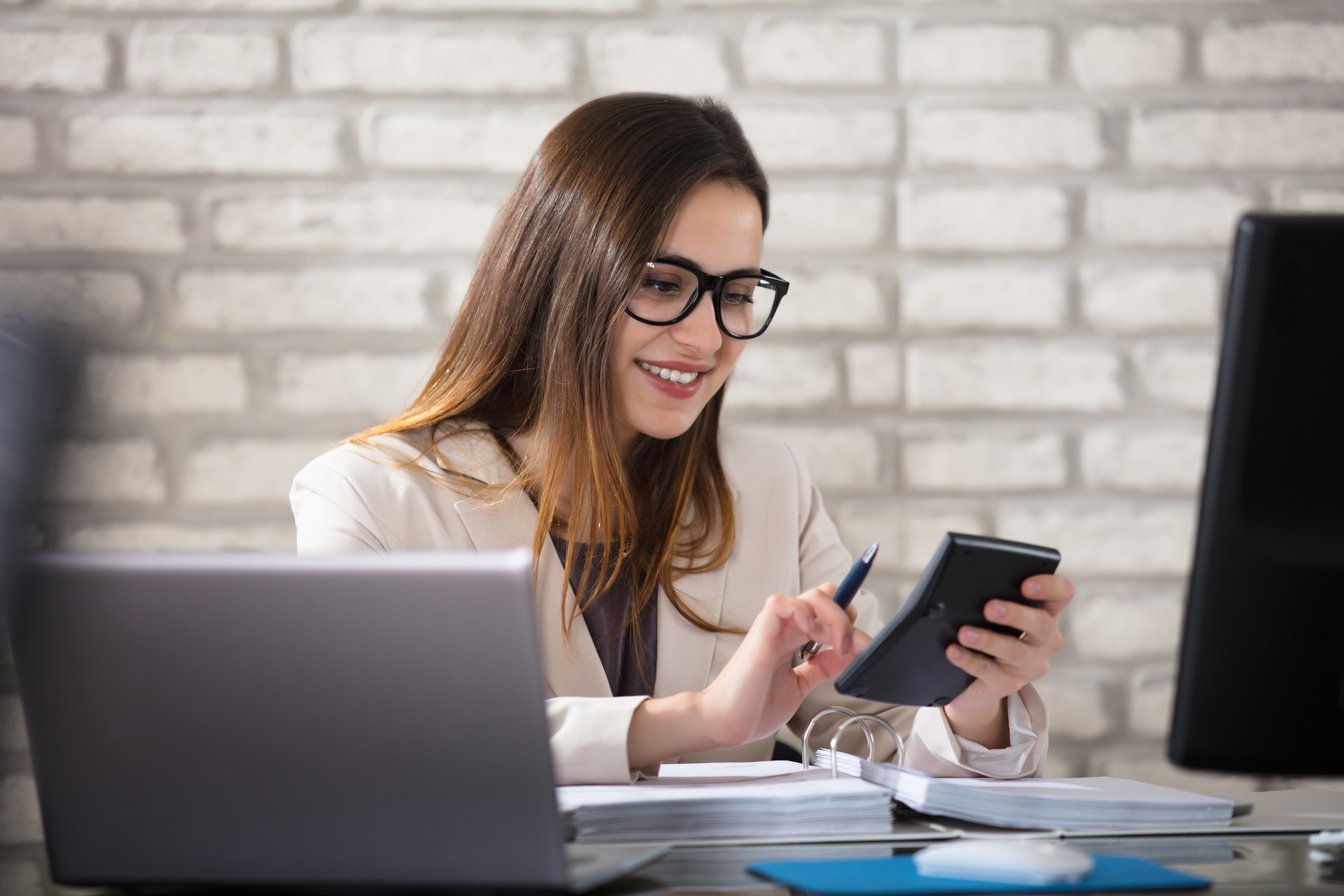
[803, 542, 879, 656]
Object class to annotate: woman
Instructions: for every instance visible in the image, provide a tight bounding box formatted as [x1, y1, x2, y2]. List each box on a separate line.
[291, 94, 1074, 786]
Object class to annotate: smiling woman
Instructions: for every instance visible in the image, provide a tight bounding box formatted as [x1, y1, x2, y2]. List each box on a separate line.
[290, 93, 1074, 785]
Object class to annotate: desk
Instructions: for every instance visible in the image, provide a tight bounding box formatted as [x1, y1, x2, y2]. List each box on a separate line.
[3, 827, 1342, 895]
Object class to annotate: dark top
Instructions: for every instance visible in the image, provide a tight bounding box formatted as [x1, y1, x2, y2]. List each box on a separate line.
[552, 537, 657, 697]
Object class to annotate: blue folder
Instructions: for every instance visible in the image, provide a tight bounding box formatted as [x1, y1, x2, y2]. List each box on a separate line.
[749, 854, 1211, 894]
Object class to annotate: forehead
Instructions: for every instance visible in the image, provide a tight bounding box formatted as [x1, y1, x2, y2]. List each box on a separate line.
[659, 180, 763, 272]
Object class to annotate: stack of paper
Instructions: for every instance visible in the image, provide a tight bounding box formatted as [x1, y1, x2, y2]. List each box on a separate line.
[818, 750, 1236, 831]
[557, 766, 894, 842]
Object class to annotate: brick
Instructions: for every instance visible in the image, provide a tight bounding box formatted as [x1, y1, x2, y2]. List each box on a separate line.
[1092, 751, 1260, 794]
[1069, 583, 1184, 661]
[128, 29, 278, 94]
[906, 342, 1123, 412]
[0, 31, 110, 93]
[0, 197, 185, 253]
[82, 354, 248, 416]
[297, 26, 572, 94]
[50, 439, 167, 504]
[1070, 24, 1183, 90]
[181, 438, 334, 505]
[997, 501, 1196, 576]
[1133, 341, 1218, 410]
[370, 108, 560, 173]
[768, 185, 886, 251]
[1203, 21, 1344, 82]
[767, 269, 887, 333]
[900, 266, 1068, 330]
[0, 775, 38, 824]
[742, 19, 886, 87]
[0, 270, 143, 329]
[741, 425, 881, 491]
[0, 117, 36, 173]
[1080, 426, 1207, 493]
[1275, 186, 1344, 212]
[176, 269, 430, 332]
[835, 502, 986, 573]
[61, 521, 297, 551]
[588, 28, 728, 94]
[1087, 185, 1251, 248]
[737, 107, 897, 170]
[909, 107, 1104, 171]
[68, 114, 344, 175]
[210, 193, 500, 254]
[273, 352, 437, 416]
[723, 345, 840, 410]
[60, 0, 336, 9]
[1131, 108, 1344, 170]
[898, 184, 1069, 252]
[903, 432, 1067, 491]
[903, 25, 1052, 86]
[1081, 265, 1220, 332]
[371, 0, 635, 10]
[1033, 671, 1112, 740]
[845, 343, 901, 406]
[1128, 665, 1176, 737]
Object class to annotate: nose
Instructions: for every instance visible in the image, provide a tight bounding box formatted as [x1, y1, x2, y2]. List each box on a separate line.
[670, 289, 724, 355]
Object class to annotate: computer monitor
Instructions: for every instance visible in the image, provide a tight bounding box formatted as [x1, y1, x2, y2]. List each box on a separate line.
[1169, 213, 1344, 776]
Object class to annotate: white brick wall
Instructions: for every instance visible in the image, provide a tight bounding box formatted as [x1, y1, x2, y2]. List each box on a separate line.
[0, 116, 37, 173]
[743, 19, 886, 87]
[68, 114, 345, 175]
[128, 28, 280, 94]
[0, 30, 110, 92]
[8, 0, 1336, 797]
[906, 343, 1123, 412]
[898, 184, 1070, 252]
[902, 24, 1052, 86]
[0, 197, 185, 252]
[295, 26, 573, 94]
[175, 269, 431, 331]
[1070, 24, 1184, 90]
[908, 107, 1105, 171]
[210, 192, 500, 253]
[589, 29, 730, 94]
[1202, 21, 1344, 83]
[900, 266, 1068, 331]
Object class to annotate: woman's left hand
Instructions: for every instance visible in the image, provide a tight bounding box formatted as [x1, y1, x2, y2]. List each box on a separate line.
[943, 573, 1074, 745]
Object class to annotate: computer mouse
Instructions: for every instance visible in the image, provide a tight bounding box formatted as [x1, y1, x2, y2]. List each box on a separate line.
[913, 839, 1094, 886]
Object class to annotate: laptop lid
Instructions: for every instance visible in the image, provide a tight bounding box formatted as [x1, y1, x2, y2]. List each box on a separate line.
[9, 549, 590, 891]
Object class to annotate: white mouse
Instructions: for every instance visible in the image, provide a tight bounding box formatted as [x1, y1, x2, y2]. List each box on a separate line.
[913, 839, 1095, 886]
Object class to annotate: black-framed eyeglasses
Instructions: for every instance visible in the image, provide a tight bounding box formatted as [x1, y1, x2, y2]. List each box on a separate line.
[625, 258, 789, 340]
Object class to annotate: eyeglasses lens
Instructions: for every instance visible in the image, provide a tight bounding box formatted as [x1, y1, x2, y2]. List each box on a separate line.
[629, 262, 779, 338]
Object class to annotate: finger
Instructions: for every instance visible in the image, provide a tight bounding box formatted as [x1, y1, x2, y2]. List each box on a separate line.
[1021, 574, 1075, 614]
[946, 642, 1024, 694]
[983, 601, 1063, 653]
[956, 625, 1032, 669]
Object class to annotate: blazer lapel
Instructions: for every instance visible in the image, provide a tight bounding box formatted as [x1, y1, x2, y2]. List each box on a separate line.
[442, 434, 612, 700]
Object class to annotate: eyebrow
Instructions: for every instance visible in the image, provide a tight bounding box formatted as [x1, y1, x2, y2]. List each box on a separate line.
[655, 253, 762, 279]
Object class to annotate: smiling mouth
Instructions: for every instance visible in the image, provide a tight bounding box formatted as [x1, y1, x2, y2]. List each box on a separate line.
[637, 361, 702, 385]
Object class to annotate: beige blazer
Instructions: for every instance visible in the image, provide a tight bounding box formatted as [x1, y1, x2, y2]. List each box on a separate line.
[291, 424, 1047, 784]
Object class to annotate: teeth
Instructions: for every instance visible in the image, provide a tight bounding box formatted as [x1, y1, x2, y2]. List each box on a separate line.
[638, 361, 701, 385]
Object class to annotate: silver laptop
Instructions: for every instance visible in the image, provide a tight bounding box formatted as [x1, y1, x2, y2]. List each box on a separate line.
[8, 549, 665, 892]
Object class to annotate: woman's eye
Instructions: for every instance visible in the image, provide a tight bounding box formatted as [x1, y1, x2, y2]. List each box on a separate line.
[722, 290, 755, 306]
[642, 278, 682, 296]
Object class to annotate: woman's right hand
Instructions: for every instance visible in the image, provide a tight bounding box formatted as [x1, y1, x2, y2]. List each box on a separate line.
[626, 583, 868, 769]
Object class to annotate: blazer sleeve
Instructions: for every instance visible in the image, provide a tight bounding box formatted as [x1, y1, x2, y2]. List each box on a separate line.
[779, 442, 1049, 779]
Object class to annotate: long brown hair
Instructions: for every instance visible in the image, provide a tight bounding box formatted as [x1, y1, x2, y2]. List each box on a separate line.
[356, 93, 769, 638]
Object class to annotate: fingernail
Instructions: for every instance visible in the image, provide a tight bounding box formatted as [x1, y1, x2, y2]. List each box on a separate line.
[986, 601, 1006, 620]
[1023, 580, 1042, 597]
[962, 628, 980, 645]
[948, 645, 963, 661]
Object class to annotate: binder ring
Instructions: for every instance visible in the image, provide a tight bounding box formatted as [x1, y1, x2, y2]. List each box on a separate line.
[800, 707, 905, 778]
